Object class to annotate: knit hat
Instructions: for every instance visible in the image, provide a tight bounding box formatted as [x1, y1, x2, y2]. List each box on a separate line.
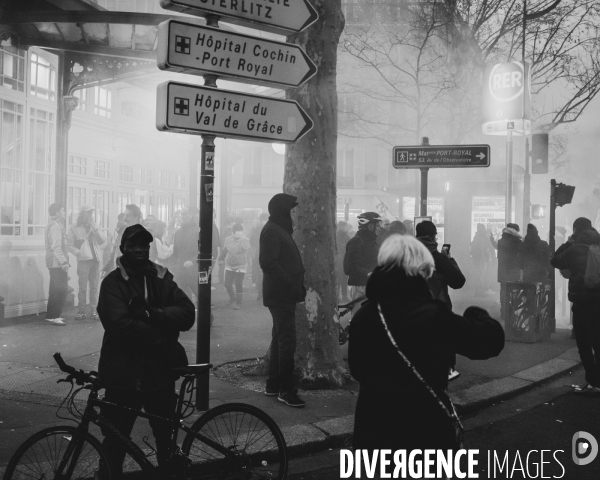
[415, 220, 437, 238]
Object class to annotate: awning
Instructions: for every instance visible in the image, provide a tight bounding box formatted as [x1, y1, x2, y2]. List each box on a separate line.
[2, 11, 188, 60]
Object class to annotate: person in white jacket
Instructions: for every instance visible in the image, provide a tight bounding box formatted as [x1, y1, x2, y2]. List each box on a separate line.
[218, 223, 251, 309]
[68, 205, 106, 320]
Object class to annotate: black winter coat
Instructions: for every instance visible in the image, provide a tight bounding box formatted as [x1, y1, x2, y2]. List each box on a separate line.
[518, 234, 550, 283]
[259, 220, 306, 306]
[551, 228, 600, 303]
[491, 228, 523, 282]
[418, 236, 466, 309]
[349, 266, 504, 451]
[344, 228, 379, 286]
[97, 259, 195, 391]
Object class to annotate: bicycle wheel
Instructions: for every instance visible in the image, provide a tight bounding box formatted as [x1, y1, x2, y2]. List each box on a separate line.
[182, 402, 288, 480]
[3, 425, 113, 480]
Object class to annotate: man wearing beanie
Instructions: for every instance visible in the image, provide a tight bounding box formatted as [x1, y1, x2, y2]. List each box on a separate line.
[416, 220, 466, 381]
[490, 223, 523, 320]
[96, 224, 195, 477]
[416, 221, 465, 310]
[552, 217, 600, 395]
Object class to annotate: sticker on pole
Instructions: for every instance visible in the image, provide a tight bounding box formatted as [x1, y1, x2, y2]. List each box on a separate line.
[198, 271, 209, 284]
[205, 183, 214, 202]
[204, 151, 214, 171]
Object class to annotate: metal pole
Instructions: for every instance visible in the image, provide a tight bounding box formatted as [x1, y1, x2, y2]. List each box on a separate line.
[522, 0, 530, 229]
[420, 137, 430, 216]
[506, 129, 514, 223]
[523, 136, 530, 226]
[549, 179, 556, 332]
[196, 14, 220, 410]
[196, 133, 215, 410]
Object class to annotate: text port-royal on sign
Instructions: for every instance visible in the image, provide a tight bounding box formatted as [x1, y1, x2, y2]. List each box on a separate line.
[392, 145, 491, 169]
[160, 0, 319, 36]
[157, 21, 317, 89]
[156, 81, 314, 143]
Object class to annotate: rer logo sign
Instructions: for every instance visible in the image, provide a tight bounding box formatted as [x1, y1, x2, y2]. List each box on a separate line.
[489, 62, 527, 103]
[482, 61, 531, 127]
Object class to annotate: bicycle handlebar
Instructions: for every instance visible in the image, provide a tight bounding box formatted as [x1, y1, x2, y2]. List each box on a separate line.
[53, 352, 98, 386]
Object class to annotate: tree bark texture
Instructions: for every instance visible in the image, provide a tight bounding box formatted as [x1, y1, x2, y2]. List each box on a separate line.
[283, 0, 347, 388]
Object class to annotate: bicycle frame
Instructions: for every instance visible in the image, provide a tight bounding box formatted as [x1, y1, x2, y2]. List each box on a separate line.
[68, 375, 238, 477]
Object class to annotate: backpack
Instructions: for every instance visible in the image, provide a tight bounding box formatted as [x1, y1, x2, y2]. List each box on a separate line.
[583, 245, 600, 289]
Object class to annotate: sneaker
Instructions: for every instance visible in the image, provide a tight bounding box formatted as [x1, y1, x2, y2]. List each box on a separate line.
[278, 391, 305, 408]
[90, 310, 99, 321]
[233, 303, 241, 310]
[46, 318, 66, 326]
[574, 384, 600, 395]
[264, 387, 279, 396]
[75, 310, 86, 321]
[448, 369, 461, 382]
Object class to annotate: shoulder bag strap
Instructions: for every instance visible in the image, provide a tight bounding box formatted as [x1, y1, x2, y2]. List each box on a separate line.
[377, 303, 463, 431]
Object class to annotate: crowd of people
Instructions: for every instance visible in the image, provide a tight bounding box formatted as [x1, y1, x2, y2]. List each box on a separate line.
[43, 202, 272, 325]
[42, 197, 600, 470]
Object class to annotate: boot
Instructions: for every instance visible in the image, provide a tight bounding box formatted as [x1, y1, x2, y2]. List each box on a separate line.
[234, 293, 243, 310]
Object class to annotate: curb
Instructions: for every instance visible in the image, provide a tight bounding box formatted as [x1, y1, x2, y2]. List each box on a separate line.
[279, 347, 581, 456]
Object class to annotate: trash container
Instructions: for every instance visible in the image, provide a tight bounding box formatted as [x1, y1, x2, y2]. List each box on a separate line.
[505, 281, 552, 343]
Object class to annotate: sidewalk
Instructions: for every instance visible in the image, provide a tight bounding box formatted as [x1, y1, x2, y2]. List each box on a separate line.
[0, 287, 580, 464]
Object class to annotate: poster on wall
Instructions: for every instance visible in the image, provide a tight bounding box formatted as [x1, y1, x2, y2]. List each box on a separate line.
[471, 196, 506, 240]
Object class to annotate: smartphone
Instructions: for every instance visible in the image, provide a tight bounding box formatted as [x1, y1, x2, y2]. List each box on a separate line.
[442, 244, 451, 255]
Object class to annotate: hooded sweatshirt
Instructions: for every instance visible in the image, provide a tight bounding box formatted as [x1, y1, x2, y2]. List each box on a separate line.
[552, 227, 600, 302]
[259, 194, 306, 306]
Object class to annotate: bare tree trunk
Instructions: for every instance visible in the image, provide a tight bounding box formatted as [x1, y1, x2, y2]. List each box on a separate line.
[280, 0, 347, 389]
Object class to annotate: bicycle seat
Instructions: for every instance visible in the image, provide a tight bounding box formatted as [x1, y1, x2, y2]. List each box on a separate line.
[172, 363, 213, 375]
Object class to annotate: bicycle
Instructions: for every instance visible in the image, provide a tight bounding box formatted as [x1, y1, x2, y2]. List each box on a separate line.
[337, 296, 366, 346]
[3, 353, 288, 480]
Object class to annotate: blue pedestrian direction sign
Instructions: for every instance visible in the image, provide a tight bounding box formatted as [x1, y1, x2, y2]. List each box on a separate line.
[392, 145, 491, 168]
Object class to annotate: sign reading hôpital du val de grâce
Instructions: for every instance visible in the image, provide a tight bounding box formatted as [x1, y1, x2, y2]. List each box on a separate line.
[156, 81, 313, 143]
[157, 20, 317, 89]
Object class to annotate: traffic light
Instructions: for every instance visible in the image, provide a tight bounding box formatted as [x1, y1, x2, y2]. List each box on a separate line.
[531, 204, 545, 219]
[531, 133, 549, 174]
[555, 183, 575, 207]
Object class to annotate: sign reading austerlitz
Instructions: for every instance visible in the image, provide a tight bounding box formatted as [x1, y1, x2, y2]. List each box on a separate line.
[160, 0, 318, 36]
[156, 81, 313, 143]
[158, 20, 317, 89]
[392, 145, 490, 168]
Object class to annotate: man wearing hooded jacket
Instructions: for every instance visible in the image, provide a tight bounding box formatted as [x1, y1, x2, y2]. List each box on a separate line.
[96, 224, 195, 477]
[551, 217, 600, 394]
[259, 193, 306, 407]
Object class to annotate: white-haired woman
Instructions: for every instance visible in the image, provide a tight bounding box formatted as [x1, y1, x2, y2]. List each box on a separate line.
[349, 235, 504, 455]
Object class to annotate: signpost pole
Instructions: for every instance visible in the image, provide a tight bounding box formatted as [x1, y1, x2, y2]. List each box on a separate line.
[523, 136, 531, 226]
[505, 129, 514, 224]
[549, 179, 556, 333]
[196, 15, 220, 410]
[420, 137, 429, 216]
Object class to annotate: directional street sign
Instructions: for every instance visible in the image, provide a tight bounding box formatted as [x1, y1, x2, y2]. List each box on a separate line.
[392, 145, 491, 168]
[158, 21, 317, 89]
[156, 81, 313, 143]
[160, 0, 319, 36]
